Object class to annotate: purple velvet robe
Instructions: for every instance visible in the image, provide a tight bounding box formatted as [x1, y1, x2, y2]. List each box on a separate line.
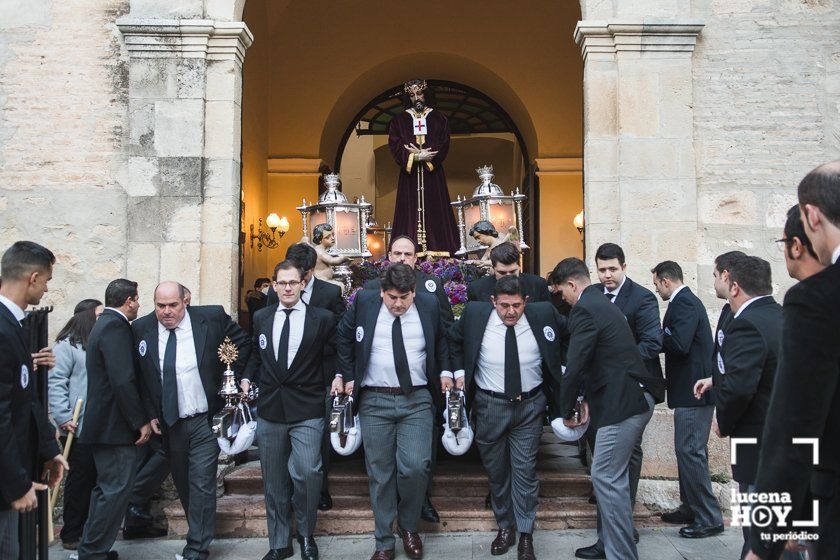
[388, 109, 459, 255]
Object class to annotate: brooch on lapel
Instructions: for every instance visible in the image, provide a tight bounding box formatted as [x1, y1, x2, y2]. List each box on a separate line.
[664, 327, 672, 336]
[20, 365, 29, 388]
[425, 279, 437, 292]
[717, 353, 726, 374]
[259, 334, 268, 350]
[138, 340, 147, 357]
[543, 326, 556, 342]
[356, 326, 364, 342]
[717, 329, 725, 347]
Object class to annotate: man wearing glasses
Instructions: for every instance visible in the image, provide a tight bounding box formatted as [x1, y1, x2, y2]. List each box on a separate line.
[777, 204, 825, 282]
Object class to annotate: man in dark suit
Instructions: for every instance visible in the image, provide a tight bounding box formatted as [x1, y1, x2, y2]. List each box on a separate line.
[709, 251, 747, 393]
[467, 242, 550, 304]
[245, 260, 337, 560]
[651, 261, 724, 540]
[0, 241, 67, 559]
[270, 242, 345, 511]
[131, 281, 250, 560]
[693, 256, 780, 557]
[553, 258, 664, 560]
[447, 275, 567, 560]
[575, 243, 663, 558]
[363, 235, 451, 522]
[79, 278, 150, 560]
[746, 161, 840, 560]
[780, 204, 825, 282]
[335, 264, 449, 560]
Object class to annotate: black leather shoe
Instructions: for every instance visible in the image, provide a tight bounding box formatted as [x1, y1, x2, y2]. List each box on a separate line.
[262, 548, 294, 560]
[661, 506, 694, 524]
[122, 525, 167, 540]
[318, 491, 333, 511]
[126, 503, 153, 523]
[420, 496, 439, 523]
[491, 528, 516, 555]
[678, 522, 725, 539]
[517, 533, 536, 560]
[574, 541, 605, 559]
[297, 535, 319, 560]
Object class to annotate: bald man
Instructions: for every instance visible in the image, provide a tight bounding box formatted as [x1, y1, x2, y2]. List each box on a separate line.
[131, 282, 250, 560]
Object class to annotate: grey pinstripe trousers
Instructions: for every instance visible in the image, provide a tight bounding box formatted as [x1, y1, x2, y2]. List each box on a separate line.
[674, 406, 723, 527]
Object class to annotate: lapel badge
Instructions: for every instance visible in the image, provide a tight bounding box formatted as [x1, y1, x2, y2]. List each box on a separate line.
[425, 279, 437, 292]
[717, 329, 725, 347]
[664, 327, 672, 336]
[259, 333, 268, 350]
[543, 326, 555, 342]
[356, 326, 364, 342]
[20, 364, 29, 389]
[138, 340, 147, 357]
[717, 353, 726, 375]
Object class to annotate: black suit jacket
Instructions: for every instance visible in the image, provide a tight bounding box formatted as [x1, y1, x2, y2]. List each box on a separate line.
[467, 273, 551, 304]
[447, 301, 568, 417]
[558, 285, 662, 431]
[244, 303, 336, 423]
[594, 277, 664, 401]
[750, 263, 840, 558]
[661, 287, 714, 408]
[132, 306, 251, 425]
[713, 297, 781, 484]
[364, 269, 454, 326]
[0, 304, 61, 509]
[81, 309, 149, 445]
[336, 290, 448, 411]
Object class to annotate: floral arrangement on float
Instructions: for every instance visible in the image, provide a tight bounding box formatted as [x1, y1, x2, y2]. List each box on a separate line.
[346, 257, 487, 318]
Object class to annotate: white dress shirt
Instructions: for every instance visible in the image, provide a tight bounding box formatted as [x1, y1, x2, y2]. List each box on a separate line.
[669, 284, 687, 303]
[301, 275, 316, 305]
[832, 243, 840, 265]
[105, 306, 128, 322]
[363, 303, 427, 388]
[604, 276, 626, 301]
[475, 312, 542, 393]
[733, 295, 771, 319]
[0, 294, 25, 324]
[158, 311, 208, 418]
[273, 299, 307, 367]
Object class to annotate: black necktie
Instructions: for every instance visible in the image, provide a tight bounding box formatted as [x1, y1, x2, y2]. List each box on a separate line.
[277, 308, 293, 369]
[392, 316, 413, 394]
[504, 325, 522, 399]
[162, 328, 179, 426]
[606, 292, 616, 302]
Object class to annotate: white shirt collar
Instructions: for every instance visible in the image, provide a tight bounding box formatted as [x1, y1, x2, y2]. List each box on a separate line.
[832, 243, 840, 265]
[670, 285, 687, 301]
[105, 307, 129, 322]
[604, 276, 627, 298]
[303, 275, 315, 295]
[733, 295, 771, 319]
[488, 309, 528, 329]
[277, 298, 307, 313]
[158, 309, 191, 333]
[0, 294, 25, 323]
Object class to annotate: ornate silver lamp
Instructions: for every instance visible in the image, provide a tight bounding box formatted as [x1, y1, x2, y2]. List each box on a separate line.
[297, 173, 372, 288]
[451, 165, 528, 256]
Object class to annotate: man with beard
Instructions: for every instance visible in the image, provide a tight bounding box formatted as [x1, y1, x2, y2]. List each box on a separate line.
[388, 79, 459, 255]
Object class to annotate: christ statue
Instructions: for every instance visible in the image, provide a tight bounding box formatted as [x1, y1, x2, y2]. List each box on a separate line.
[388, 79, 459, 256]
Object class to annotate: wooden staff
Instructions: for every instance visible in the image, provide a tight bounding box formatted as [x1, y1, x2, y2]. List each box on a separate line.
[48, 398, 84, 543]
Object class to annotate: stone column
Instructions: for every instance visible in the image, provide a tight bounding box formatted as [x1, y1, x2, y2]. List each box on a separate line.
[117, 18, 252, 311]
[575, 21, 703, 281]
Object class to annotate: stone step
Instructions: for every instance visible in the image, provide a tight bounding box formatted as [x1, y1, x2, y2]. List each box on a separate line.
[224, 464, 593, 499]
[164, 494, 655, 538]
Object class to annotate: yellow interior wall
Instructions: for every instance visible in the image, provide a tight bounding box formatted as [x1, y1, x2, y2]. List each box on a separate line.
[265, 173, 320, 260]
[538, 173, 584, 277]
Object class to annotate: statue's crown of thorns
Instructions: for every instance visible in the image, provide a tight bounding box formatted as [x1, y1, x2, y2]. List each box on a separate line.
[403, 80, 427, 95]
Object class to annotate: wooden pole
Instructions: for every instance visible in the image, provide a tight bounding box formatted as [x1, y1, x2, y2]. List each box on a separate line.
[48, 398, 83, 543]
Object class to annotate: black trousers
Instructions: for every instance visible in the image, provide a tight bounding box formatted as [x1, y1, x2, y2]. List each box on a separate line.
[60, 439, 97, 543]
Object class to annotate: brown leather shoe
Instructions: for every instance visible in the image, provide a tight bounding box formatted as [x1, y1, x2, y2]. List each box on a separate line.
[518, 532, 536, 560]
[369, 549, 395, 560]
[491, 528, 516, 556]
[397, 526, 423, 559]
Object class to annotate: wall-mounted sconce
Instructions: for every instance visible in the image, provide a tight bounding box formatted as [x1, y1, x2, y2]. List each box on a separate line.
[250, 213, 290, 251]
[573, 211, 584, 238]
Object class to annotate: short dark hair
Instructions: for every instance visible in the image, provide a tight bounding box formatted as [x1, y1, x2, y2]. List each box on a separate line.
[494, 275, 527, 299]
[469, 220, 499, 238]
[285, 243, 317, 272]
[312, 223, 333, 245]
[651, 261, 684, 283]
[253, 277, 271, 289]
[55, 298, 102, 349]
[273, 260, 303, 281]
[551, 258, 590, 284]
[105, 279, 138, 308]
[388, 235, 418, 254]
[489, 242, 520, 267]
[784, 204, 818, 260]
[714, 250, 747, 274]
[0, 241, 56, 282]
[380, 263, 416, 293]
[728, 255, 772, 297]
[798, 160, 840, 228]
[594, 242, 625, 265]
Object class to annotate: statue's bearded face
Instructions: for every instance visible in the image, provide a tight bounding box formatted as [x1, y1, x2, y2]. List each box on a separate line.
[410, 91, 426, 112]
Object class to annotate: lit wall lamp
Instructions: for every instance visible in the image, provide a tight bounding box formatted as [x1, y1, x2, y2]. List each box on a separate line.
[573, 211, 585, 238]
[250, 213, 290, 251]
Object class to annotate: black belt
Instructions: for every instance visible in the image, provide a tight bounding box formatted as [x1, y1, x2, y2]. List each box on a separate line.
[363, 385, 428, 395]
[479, 384, 543, 402]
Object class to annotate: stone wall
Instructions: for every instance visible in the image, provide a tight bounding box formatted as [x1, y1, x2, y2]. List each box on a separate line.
[0, 0, 130, 325]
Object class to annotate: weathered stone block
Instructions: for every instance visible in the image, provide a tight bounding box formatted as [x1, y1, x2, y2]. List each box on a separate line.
[128, 0, 204, 19]
[0, 0, 51, 29]
[204, 100, 242, 160]
[165, 201, 202, 243]
[698, 190, 759, 225]
[201, 197, 239, 244]
[619, 140, 680, 179]
[584, 138, 618, 180]
[128, 101, 155, 156]
[206, 59, 242, 103]
[127, 156, 159, 196]
[619, 179, 697, 222]
[129, 59, 179, 100]
[617, 70, 660, 137]
[159, 156, 202, 197]
[203, 158, 240, 198]
[128, 195, 201, 242]
[765, 192, 798, 228]
[160, 241, 201, 292]
[583, 66, 617, 138]
[154, 99, 204, 157]
[199, 243, 238, 312]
